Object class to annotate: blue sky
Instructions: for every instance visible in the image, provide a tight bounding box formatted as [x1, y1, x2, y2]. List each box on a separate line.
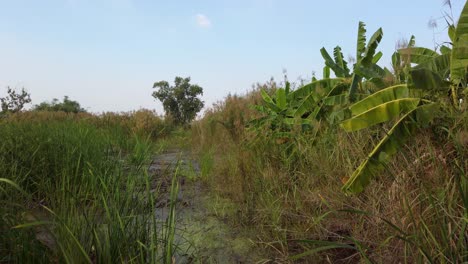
[0, 0, 464, 113]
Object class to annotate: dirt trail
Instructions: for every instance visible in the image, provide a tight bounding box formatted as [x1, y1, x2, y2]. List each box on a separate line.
[148, 149, 264, 263]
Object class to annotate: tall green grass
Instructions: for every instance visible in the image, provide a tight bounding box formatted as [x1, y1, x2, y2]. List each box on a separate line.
[0, 114, 180, 263]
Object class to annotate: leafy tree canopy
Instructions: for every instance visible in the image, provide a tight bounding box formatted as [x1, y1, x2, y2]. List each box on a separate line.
[152, 76, 204, 125]
[34, 96, 85, 113]
[0, 87, 31, 114]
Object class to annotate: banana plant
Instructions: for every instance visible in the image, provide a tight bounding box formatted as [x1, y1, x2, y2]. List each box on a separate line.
[398, 43, 451, 93]
[250, 82, 304, 140]
[340, 3, 468, 194]
[340, 85, 437, 194]
[320, 47, 351, 78]
[251, 78, 350, 139]
[290, 78, 345, 118]
[391, 35, 415, 83]
[450, 1, 468, 106]
[397, 1, 468, 106]
[320, 22, 386, 103]
[254, 22, 388, 135]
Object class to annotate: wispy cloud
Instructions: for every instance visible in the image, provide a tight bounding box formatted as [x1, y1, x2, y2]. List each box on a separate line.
[195, 14, 211, 28]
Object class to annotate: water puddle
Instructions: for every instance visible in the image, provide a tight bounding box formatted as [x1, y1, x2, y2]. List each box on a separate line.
[149, 150, 263, 263]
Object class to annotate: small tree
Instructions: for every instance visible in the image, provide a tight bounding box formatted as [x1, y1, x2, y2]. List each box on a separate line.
[0, 87, 32, 114]
[152, 76, 204, 125]
[34, 96, 85, 113]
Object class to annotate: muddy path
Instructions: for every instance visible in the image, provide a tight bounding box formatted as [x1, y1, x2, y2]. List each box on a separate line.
[148, 149, 266, 263]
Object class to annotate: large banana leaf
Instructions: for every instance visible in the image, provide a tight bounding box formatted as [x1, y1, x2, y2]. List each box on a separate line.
[306, 82, 349, 120]
[261, 90, 281, 112]
[413, 53, 450, 78]
[323, 66, 331, 79]
[323, 94, 347, 106]
[440, 45, 451, 55]
[368, 76, 387, 89]
[291, 78, 343, 101]
[341, 98, 420, 132]
[391, 52, 401, 69]
[334, 46, 350, 77]
[356, 21, 367, 60]
[372, 51, 383, 64]
[276, 88, 287, 110]
[410, 68, 450, 91]
[292, 91, 318, 118]
[450, 1, 468, 89]
[320, 48, 348, 77]
[398, 47, 439, 64]
[348, 84, 409, 116]
[354, 63, 385, 79]
[362, 28, 383, 66]
[342, 103, 438, 194]
[292, 79, 343, 117]
[328, 81, 349, 97]
[348, 73, 361, 103]
[324, 93, 367, 106]
[408, 35, 416, 48]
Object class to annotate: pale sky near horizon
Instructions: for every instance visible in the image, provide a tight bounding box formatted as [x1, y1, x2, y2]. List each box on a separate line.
[0, 0, 465, 114]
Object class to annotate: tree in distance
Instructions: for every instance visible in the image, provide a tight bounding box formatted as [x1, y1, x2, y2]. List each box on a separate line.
[152, 76, 204, 126]
[34, 96, 86, 113]
[0, 86, 32, 114]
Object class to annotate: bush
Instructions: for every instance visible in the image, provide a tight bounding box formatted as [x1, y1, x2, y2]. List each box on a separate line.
[33, 96, 86, 113]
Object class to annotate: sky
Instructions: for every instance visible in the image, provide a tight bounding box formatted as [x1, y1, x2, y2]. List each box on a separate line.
[0, 0, 465, 113]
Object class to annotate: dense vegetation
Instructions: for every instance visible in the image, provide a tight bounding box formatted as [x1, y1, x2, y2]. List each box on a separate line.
[1, 2, 467, 264]
[192, 3, 468, 263]
[33, 96, 86, 113]
[0, 111, 178, 263]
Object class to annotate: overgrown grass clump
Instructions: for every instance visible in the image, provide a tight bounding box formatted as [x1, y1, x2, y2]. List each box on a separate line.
[0, 111, 177, 263]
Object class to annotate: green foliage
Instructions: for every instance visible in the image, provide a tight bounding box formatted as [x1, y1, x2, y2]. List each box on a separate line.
[399, 47, 439, 64]
[193, 82, 467, 262]
[34, 96, 86, 113]
[396, 44, 452, 94]
[320, 47, 350, 78]
[349, 24, 385, 101]
[338, 4, 468, 194]
[342, 98, 422, 132]
[252, 11, 468, 196]
[410, 67, 450, 91]
[152, 76, 204, 126]
[252, 21, 389, 141]
[356, 21, 367, 61]
[450, 1, 468, 105]
[361, 28, 384, 66]
[340, 85, 437, 193]
[250, 84, 296, 139]
[192, 5, 468, 263]
[0, 87, 31, 114]
[321, 22, 385, 103]
[292, 78, 349, 123]
[0, 121, 114, 196]
[391, 36, 415, 83]
[396, 2, 468, 106]
[0, 114, 180, 263]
